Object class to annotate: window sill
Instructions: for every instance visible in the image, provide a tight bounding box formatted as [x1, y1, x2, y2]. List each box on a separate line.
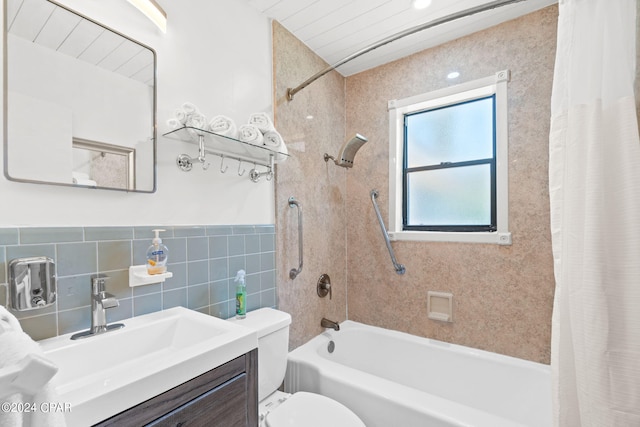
[388, 230, 512, 245]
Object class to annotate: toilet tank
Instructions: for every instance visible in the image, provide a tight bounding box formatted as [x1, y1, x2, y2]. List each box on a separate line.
[228, 308, 292, 401]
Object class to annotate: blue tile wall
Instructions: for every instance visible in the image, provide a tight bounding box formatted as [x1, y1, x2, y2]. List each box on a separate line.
[0, 225, 276, 341]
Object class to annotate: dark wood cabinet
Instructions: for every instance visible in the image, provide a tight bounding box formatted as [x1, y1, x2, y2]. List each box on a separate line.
[95, 349, 258, 427]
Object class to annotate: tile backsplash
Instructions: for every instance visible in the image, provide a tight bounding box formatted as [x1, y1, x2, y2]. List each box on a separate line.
[0, 225, 276, 340]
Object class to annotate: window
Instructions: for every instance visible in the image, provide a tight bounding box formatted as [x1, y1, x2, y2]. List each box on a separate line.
[388, 70, 512, 245]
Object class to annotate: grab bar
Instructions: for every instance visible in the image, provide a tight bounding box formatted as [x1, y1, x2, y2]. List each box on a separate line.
[370, 190, 406, 275]
[289, 197, 303, 279]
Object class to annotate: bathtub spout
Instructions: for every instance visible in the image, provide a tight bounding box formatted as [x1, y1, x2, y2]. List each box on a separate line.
[321, 318, 340, 331]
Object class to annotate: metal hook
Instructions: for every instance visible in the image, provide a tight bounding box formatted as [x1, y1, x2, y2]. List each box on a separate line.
[238, 160, 246, 176]
[197, 153, 210, 170]
[197, 135, 210, 170]
[220, 156, 229, 173]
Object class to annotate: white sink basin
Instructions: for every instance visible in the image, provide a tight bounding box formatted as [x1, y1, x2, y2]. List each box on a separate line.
[38, 307, 257, 427]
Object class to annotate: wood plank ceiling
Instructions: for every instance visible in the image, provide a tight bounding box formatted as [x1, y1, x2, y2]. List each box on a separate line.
[7, 0, 154, 86]
[247, 0, 557, 76]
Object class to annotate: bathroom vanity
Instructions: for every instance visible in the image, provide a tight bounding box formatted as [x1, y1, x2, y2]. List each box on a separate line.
[39, 307, 258, 427]
[95, 350, 257, 427]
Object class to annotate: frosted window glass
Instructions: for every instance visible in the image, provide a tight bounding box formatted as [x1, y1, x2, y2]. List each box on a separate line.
[407, 164, 491, 226]
[405, 96, 494, 168]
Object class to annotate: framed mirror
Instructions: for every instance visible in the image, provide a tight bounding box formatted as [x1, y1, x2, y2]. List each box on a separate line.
[3, 0, 156, 192]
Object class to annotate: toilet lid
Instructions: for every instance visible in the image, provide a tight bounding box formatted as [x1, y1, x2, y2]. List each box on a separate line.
[266, 392, 365, 427]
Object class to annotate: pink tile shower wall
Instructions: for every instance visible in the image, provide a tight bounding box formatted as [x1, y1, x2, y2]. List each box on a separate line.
[345, 6, 558, 363]
[272, 22, 349, 350]
[273, 6, 559, 362]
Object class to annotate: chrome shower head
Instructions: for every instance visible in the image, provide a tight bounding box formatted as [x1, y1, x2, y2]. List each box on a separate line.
[324, 134, 368, 168]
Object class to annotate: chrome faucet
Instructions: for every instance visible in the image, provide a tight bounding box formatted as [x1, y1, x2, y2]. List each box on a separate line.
[71, 277, 124, 340]
[321, 317, 340, 331]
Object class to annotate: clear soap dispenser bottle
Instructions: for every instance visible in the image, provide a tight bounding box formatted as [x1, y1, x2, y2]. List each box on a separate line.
[146, 229, 168, 275]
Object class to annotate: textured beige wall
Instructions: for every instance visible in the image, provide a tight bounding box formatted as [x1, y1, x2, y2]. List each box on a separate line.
[273, 6, 558, 363]
[272, 22, 348, 350]
[345, 6, 558, 364]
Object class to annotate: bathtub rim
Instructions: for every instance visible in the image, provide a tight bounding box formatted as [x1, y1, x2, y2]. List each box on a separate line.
[286, 319, 551, 427]
[309, 319, 551, 373]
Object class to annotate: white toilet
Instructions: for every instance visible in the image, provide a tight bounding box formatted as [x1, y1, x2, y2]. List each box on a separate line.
[228, 308, 365, 427]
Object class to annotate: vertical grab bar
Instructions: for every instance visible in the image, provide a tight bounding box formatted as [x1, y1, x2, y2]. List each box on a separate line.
[288, 197, 303, 279]
[370, 190, 406, 275]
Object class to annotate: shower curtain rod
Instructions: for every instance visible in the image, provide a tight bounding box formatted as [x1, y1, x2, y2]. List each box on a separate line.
[286, 0, 527, 101]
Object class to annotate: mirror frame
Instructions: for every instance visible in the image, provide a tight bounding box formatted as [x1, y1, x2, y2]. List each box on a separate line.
[2, 0, 157, 193]
[72, 138, 136, 190]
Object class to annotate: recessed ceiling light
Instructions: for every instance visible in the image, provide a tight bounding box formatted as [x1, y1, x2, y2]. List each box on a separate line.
[412, 0, 432, 10]
[447, 71, 460, 79]
[306, 115, 314, 120]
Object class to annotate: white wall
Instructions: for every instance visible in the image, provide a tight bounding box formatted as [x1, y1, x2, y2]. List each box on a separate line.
[8, 92, 72, 183]
[0, 0, 274, 226]
[8, 34, 152, 187]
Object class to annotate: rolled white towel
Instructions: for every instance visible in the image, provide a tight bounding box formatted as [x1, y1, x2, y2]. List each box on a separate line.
[182, 102, 200, 115]
[264, 130, 288, 162]
[166, 118, 182, 129]
[186, 112, 207, 130]
[238, 124, 265, 146]
[174, 109, 188, 124]
[73, 178, 97, 187]
[248, 112, 275, 133]
[72, 172, 97, 186]
[209, 115, 237, 138]
[264, 130, 289, 162]
[263, 130, 283, 148]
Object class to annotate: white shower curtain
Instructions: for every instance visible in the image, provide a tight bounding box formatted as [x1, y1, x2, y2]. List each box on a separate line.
[549, 0, 640, 425]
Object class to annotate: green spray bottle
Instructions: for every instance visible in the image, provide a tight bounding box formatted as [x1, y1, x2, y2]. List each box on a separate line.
[235, 269, 246, 319]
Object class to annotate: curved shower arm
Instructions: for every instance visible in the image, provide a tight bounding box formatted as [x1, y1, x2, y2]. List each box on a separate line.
[288, 197, 303, 279]
[370, 190, 406, 275]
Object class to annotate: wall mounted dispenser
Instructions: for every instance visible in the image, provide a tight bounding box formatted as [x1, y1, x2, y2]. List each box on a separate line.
[8, 257, 56, 311]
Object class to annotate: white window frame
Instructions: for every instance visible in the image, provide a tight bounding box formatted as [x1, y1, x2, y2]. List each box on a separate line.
[387, 70, 512, 245]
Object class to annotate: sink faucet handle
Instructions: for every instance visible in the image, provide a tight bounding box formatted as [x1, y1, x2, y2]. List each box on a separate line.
[92, 276, 109, 293]
[100, 294, 119, 309]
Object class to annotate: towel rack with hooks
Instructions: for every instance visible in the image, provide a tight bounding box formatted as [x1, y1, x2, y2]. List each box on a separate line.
[164, 126, 288, 182]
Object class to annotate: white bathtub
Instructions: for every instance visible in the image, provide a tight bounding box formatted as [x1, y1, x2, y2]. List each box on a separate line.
[285, 321, 551, 427]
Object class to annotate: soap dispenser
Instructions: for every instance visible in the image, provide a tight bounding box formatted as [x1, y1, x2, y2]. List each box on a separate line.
[146, 229, 169, 275]
[235, 269, 246, 319]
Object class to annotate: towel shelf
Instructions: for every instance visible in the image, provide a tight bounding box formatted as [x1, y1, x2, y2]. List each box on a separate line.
[163, 126, 289, 182]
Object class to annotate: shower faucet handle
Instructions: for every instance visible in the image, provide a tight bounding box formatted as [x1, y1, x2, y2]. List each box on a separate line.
[317, 274, 332, 300]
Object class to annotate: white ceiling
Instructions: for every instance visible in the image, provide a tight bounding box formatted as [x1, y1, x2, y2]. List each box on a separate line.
[248, 0, 557, 76]
[7, 0, 154, 86]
